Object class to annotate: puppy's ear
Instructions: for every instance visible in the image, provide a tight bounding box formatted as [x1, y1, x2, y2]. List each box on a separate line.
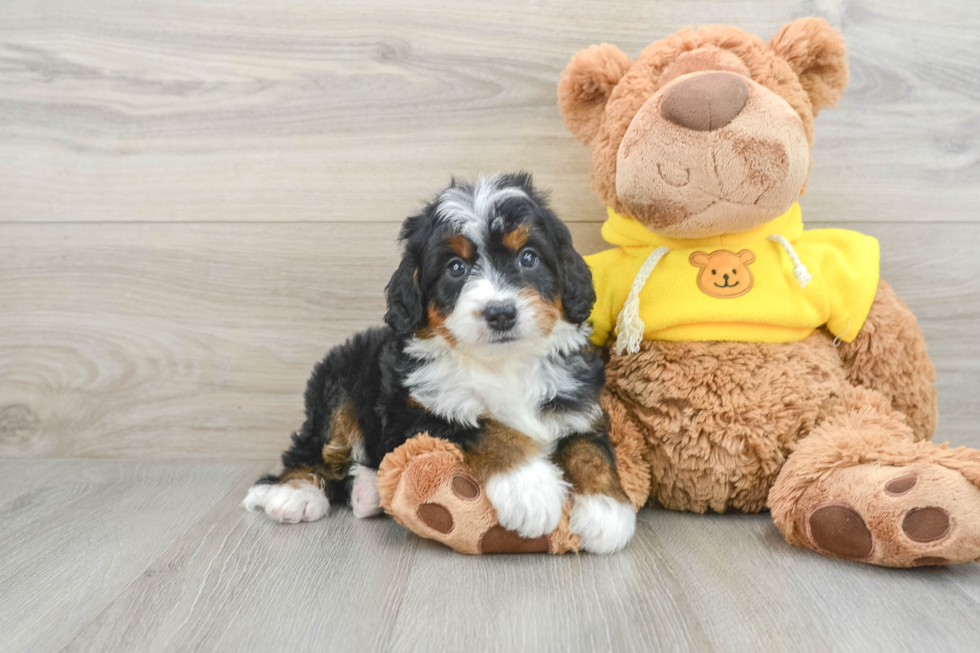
[544, 216, 595, 325]
[384, 215, 427, 338]
[558, 43, 633, 145]
[519, 177, 596, 326]
[770, 17, 848, 114]
[559, 242, 596, 325]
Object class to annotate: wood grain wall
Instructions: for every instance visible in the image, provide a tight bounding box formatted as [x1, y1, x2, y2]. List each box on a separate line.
[2, 0, 978, 460]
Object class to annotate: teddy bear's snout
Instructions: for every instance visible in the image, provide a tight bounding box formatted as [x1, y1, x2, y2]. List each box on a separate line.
[660, 71, 749, 132]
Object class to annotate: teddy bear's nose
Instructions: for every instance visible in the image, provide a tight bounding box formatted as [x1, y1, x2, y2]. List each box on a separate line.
[660, 71, 750, 131]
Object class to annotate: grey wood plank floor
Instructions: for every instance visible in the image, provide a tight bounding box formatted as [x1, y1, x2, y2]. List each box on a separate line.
[0, 459, 976, 653]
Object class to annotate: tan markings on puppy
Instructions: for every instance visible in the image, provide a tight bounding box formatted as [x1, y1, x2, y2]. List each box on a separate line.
[519, 288, 562, 335]
[447, 235, 473, 260]
[418, 302, 457, 346]
[319, 402, 362, 481]
[553, 439, 629, 502]
[280, 467, 326, 490]
[463, 422, 541, 484]
[502, 224, 531, 251]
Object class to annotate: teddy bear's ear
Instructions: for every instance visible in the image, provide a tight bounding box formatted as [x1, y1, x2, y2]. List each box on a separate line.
[769, 17, 849, 114]
[557, 43, 633, 144]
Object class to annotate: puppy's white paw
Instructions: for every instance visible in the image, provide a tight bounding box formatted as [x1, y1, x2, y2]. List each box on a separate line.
[243, 482, 329, 524]
[569, 494, 636, 554]
[242, 483, 273, 512]
[350, 465, 382, 519]
[486, 458, 568, 538]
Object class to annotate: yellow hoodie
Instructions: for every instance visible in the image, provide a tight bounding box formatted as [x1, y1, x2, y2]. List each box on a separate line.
[584, 203, 880, 352]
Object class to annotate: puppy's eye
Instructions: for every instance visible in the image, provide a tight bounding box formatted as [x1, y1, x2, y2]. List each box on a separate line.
[518, 248, 538, 269]
[446, 258, 468, 279]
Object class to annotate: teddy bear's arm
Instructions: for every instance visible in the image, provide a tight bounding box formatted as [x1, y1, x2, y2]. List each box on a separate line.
[835, 279, 937, 441]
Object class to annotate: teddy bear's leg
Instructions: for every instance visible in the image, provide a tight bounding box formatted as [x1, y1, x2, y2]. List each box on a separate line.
[769, 386, 980, 566]
[837, 279, 937, 441]
[601, 387, 654, 510]
[376, 434, 580, 555]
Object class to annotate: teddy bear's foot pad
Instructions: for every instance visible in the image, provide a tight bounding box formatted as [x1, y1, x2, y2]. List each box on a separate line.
[378, 439, 578, 554]
[799, 462, 980, 567]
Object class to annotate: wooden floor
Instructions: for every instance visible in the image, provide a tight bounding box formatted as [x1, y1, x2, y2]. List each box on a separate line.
[3, 1, 980, 651]
[1, 459, 978, 653]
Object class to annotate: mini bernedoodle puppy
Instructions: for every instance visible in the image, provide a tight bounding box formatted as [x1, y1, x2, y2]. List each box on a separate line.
[244, 173, 636, 554]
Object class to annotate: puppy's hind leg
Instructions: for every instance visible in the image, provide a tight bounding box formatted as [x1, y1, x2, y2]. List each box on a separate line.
[244, 472, 330, 524]
[244, 467, 332, 524]
[244, 402, 363, 524]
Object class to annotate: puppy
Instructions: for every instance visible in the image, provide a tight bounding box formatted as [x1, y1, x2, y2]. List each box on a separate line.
[243, 173, 636, 554]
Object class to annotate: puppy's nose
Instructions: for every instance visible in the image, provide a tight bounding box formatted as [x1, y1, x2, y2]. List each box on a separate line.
[660, 71, 750, 131]
[483, 301, 518, 332]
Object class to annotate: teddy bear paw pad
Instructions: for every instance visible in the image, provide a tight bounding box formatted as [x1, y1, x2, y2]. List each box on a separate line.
[411, 474, 484, 535]
[902, 507, 951, 543]
[799, 462, 980, 567]
[380, 440, 581, 554]
[806, 503, 873, 560]
[410, 482, 552, 553]
[478, 525, 550, 554]
[416, 503, 455, 534]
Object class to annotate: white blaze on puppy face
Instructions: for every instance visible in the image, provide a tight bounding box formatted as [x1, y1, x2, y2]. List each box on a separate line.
[443, 273, 519, 346]
[432, 175, 563, 351]
[437, 174, 530, 248]
[444, 260, 564, 351]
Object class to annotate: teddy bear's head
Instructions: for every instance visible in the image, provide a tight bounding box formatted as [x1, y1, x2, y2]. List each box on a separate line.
[558, 18, 848, 238]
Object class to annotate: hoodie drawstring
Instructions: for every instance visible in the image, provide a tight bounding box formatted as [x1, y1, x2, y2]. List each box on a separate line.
[614, 236, 812, 355]
[614, 246, 670, 355]
[768, 234, 812, 288]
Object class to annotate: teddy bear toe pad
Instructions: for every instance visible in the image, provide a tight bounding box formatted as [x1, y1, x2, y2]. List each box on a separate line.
[379, 440, 578, 554]
[799, 463, 980, 567]
[806, 504, 873, 560]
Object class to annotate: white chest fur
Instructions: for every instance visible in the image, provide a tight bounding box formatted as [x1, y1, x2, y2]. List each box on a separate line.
[403, 323, 599, 444]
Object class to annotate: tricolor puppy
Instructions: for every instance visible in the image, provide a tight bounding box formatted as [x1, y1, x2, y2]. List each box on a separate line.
[243, 173, 636, 554]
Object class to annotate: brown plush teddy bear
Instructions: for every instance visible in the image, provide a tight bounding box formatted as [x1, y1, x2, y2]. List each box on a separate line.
[377, 18, 980, 566]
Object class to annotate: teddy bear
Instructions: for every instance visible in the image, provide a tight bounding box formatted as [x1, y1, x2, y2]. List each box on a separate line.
[375, 17, 980, 566]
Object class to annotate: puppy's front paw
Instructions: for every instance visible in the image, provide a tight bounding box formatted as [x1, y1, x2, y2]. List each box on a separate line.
[243, 482, 330, 524]
[569, 494, 636, 554]
[485, 458, 568, 538]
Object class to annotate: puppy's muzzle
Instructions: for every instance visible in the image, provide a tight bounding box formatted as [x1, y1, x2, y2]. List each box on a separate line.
[483, 301, 518, 332]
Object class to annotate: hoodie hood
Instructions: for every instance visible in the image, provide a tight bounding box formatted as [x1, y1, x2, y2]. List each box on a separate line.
[601, 203, 805, 252]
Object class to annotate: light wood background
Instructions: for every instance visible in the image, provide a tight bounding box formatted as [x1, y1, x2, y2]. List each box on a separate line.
[2, 1, 979, 651]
